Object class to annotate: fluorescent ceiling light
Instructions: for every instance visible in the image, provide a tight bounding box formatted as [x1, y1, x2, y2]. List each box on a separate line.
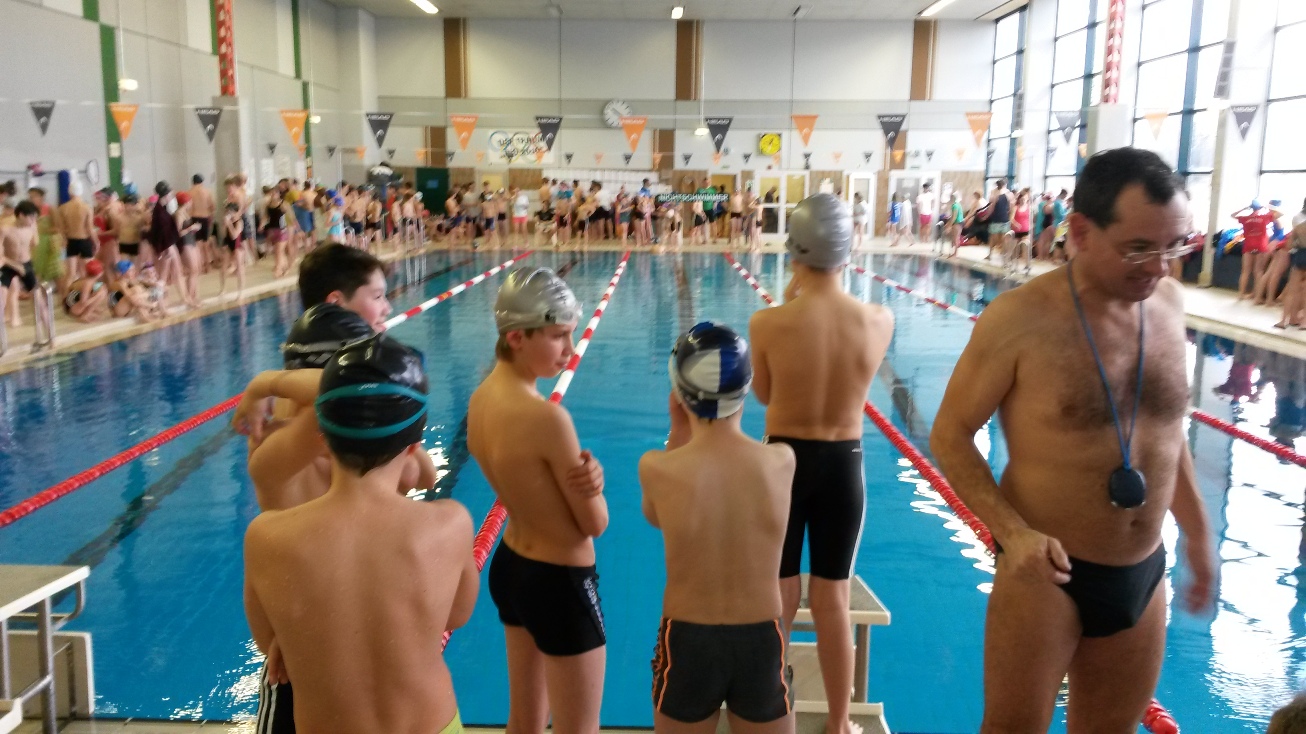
[118, 78, 138, 91]
[672, 6, 683, 19]
[919, 0, 958, 17]
[695, 126, 708, 136]
[410, 0, 438, 14]
[308, 115, 322, 124]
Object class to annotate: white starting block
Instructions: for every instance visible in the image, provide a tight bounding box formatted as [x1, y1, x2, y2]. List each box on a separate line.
[716, 574, 893, 734]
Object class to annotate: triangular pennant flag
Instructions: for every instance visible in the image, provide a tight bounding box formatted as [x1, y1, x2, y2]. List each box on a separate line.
[387, 148, 396, 160]
[1054, 111, 1080, 145]
[446, 151, 455, 163]
[956, 148, 967, 162]
[595, 152, 604, 165]
[621, 116, 648, 153]
[986, 148, 996, 162]
[535, 116, 562, 151]
[535, 149, 546, 164]
[564, 152, 574, 164]
[682, 153, 692, 166]
[802, 152, 812, 169]
[475, 151, 485, 163]
[195, 107, 222, 143]
[327, 145, 337, 158]
[280, 109, 308, 146]
[965, 111, 993, 147]
[366, 112, 395, 149]
[712, 152, 722, 165]
[1144, 111, 1168, 139]
[742, 152, 752, 164]
[792, 114, 817, 146]
[623, 153, 633, 165]
[451, 114, 479, 151]
[878, 114, 906, 150]
[109, 102, 140, 141]
[772, 153, 781, 167]
[863, 151, 874, 164]
[706, 117, 732, 154]
[892, 150, 904, 164]
[652, 152, 663, 169]
[30, 101, 55, 136]
[1078, 143, 1089, 157]
[1046, 146, 1057, 164]
[268, 143, 278, 155]
[415, 148, 425, 162]
[1230, 105, 1259, 140]
[355, 146, 366, 159]
[832, 151, 842, 164]
[926, 149, 936, 162]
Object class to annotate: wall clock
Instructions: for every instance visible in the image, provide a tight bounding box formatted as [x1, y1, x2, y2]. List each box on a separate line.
[603, 100, 632, 129]
[758, 133, 781, 155]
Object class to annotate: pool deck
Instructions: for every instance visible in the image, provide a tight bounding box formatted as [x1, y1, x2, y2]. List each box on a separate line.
[16, 723, 650, 733]
[2, 236, 1301, 378]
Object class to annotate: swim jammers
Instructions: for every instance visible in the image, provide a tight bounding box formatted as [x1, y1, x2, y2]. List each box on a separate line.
[651, 618, 793, 723]
[1061, 544, 1166, 638]
[255, 661, 295, 734]
[488, 541, 605, 656]
[766, 436, 865, 580]
[65, 237, 94, 259]
[0, 262, 36, 292]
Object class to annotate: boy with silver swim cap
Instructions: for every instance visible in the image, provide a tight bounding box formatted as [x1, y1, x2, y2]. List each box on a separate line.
[469, 266, 608, 733]
[751, 192, 895, 734]
[642, 323, 797, 731]
[244, 334, 479, 734]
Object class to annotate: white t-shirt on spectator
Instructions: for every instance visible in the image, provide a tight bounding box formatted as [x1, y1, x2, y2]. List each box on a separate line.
[917, 190, 938, 217]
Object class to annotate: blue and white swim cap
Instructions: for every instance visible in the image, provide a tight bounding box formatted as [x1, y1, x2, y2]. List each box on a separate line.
[669, 321, 752, 420]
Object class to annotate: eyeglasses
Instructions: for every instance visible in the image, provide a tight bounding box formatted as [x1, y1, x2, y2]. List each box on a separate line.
[1120, 244, 1196, 265]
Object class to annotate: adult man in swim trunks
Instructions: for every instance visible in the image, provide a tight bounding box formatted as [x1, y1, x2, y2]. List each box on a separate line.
[243, 335, 479, 734]
[469, 267, 608, 734]
[930, 148, 1215, 733]
[55, 179, 98, 294]
[749, 193, 894, 734]
[0, 201, 50, 332]
[641, 322, 797, 734]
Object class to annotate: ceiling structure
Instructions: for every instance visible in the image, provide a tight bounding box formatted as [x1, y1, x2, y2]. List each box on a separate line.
[332, 0, 1022, 21]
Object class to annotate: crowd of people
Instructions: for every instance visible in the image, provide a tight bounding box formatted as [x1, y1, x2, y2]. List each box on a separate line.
[1228, 198, 1306, 330]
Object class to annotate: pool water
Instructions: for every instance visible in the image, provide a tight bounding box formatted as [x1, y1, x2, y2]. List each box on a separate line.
[0, 250, 1300, 732]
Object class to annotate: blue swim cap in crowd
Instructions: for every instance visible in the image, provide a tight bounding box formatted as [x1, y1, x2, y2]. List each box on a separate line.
[669, 321, 752, 420]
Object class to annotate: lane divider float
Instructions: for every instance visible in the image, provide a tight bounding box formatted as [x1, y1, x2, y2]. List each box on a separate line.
[0, 252, 535, 530]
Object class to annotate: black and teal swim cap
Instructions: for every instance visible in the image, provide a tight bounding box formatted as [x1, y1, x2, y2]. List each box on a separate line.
[316, 334, 429, 462]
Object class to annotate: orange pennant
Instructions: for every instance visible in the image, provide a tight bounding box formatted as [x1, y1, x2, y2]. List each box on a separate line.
[965, 111, 993, 147]
[832, 152, 842, 164]
[892, 150, 904, 164]
[620, 116, 648, 153]
[955, 147, 967, 162]
[280, 109, 308, 146]
[1016, 145, 1026, 161]
[1144, 111, 1167, 139]
[416, 147, 425, 162]
[712, 152, 722, 166]
[109, 103, 139, 141]
[595, 152, 604, 165]
[535, 149, 546, 164]
[652, 152, 663, 169]
[355, 146, 366, 159]
[451, 114, 479, 151]
[475, 150, 485, 163]
[771, 153, 781, 167]
[792, 114, 817, 146]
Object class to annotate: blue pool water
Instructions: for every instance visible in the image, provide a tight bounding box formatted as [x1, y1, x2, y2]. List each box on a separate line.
[0, 250, 1300, 732]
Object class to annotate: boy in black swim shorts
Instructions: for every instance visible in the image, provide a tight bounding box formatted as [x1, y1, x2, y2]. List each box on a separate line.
[1, 201, 49, 332]
[641, 322, 796, 733]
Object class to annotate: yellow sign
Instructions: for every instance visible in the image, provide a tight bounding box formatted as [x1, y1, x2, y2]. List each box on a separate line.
[758, 133, 781, 156]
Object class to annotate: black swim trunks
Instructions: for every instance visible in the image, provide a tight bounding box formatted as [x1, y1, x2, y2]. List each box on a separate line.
[1059, 544, 1166, 638]
[0, 262, 36, 292]
[488, 541, 605, 656]
[767, 436, 865, 580]
[255, 661, 295, 734]
[65, 237, 94, 259]
[651, 618, 792, 724]
[194, 217, 212, 240]
[119, 241, 140, 257]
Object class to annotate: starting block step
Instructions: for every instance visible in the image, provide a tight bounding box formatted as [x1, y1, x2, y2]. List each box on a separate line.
[712, 701, 890, 734]
[795, 573, 891, 627]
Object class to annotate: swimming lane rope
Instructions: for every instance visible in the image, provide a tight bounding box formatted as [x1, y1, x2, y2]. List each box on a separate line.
[0, 251, 535, 530]
[443, 251, 632, 650]
[850, 264, 1306, 470]
[724, 253, 1181, 734]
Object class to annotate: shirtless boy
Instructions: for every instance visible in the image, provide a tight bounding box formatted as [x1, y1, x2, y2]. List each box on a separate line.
[748, 193, 894, 734]
[930, 148, 1215, 733]
[56, 180, 98, 293]
[188, 174, 216, 266]
[243, 335, 479, 734]
[1, 201, 50, 331]
[641, 322, 796, 734]
[469, 267, 607, 734]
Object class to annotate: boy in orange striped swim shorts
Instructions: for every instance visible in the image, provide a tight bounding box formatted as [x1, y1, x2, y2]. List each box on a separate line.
[640, 322, 797, 733]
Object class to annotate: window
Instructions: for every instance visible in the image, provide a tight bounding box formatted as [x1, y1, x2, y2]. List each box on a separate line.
[987, 8, 1027, 185]
[1260, 2, 1306, 203]
[1048, 0, 1107, 178]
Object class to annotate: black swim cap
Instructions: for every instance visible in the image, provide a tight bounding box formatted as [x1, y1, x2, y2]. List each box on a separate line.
[316, 334, 429, 468]
[154, 181, 171, 197]
[281, 303, 374, 369]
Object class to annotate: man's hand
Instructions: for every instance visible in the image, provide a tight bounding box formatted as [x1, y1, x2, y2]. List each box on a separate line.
[564, 450, 604, 498]
[1183, 537, 1217, 614]
[1001, 527, 1072, 585]
[265, 637, 289, 685]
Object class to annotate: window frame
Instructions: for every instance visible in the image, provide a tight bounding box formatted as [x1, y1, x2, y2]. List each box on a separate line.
[1049, 0, 1106, 177]
[1259, 9, 1306, 186]
[987, 7, 1028, 185]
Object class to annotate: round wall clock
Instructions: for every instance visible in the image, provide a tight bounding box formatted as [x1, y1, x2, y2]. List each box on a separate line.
[603, 100, 632, 129]
[758, 133, 782, 155]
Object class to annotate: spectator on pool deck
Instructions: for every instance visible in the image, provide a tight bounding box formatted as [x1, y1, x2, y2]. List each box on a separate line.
[641, 322, 797, 734]
[1233, 200, 1282, 302]
[917, 181, 938, 244]
[1275, 198, 1306, 329]
[1, 201, 50, 330]
[55, 179, 97, 294]
[242, 335, 479, 734]
[62, 257, 109, 323]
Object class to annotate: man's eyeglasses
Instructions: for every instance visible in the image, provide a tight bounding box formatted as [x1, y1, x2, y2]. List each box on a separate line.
[1120, 244, 1196, 264]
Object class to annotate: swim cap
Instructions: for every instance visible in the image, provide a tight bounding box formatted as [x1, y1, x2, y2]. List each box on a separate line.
[1251, 199, 1263, 210]
[155, 181, 171, 197]
[281, 303, 374, 370]
[68, 180, 83, 198]
[116, 260, 132, 275]
[1270, 199, 1282, 207]
[669, 321, 752, 420]
[175, 191, 191, 206]
[315, 333, 429, 464]
[85, 259, 104, 277]
[785, 193, 852, 269]
[494, 267, 581, 333]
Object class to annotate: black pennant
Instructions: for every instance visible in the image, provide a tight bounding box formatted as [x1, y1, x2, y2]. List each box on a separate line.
[386, 148, 396, 160]
[1230, 104, 1259, 140]
[327, 145, 338, 158]
[1053, 111, 1080, 145]
[877, 114, 906, 150]
[742, 152, 752, 164]
[622, 153, 633, 165]
[195, 107, 222, 143]
[446, 151, 456, 163]
[366, 112, 395, 149]
[986, 148, 996, 161]
[564, 152, 574, 164]
[535, 116, 562, 151]
[30, 101, 55, 136]
[267, 143, 277, 155]
[925, 149, 935, 162]
[802, 152, 812, 169]
[862, 151, 873, 164]
[682, 153, 692, 165]
[705, 117, 732, 154]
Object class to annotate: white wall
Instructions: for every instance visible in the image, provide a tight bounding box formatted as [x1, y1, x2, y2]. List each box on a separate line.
[376, 17, 444, 98]
[467, 19, 561, 99]
[560, 21, 675, 101]
[702, 22, 793, 101]
[933, 20, 996, 101]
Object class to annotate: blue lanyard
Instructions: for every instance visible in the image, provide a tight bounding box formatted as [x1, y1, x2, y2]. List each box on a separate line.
[1067, 261, 1145, 471]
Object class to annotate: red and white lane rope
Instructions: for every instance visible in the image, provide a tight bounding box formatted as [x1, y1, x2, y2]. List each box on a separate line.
[384, 251, 533, 330]
[850, 263, 1306, 470]
[444, 251, 633, 649]
[0, 253, 534, 530]
[726, 254, 1181, 734]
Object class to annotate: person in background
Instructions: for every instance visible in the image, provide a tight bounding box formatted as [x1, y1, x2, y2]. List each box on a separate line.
[0, 201, 48, 331]
[1257, 199, 1292, 306]
[63, 257, 109, 323]
[945, 192, 965, 258]
[985, 179, 1014, 262]
[188, 174, 216, 272]
[55, 179, 98, 295]
[852, 193, 868, 251]
[1232, 199, 1281, 301]
[888, 192, 904, 247]
[511, 186, 530, 245]
[1275, 197, 1306, 329]
[108, 260, 166, 323]
[173, 191, 203, 308]
[93, 188, 120, 285]
[1011, 189, 1033, 274]
[917, 181, 938, 245]
[219, 202, 245, 299]
[615, 190, 631, 246]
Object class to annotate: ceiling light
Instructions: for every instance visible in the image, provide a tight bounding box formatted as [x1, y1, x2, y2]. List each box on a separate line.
[118, 78, 138, 91]
[308, 115, 322, 124]
[919, 0, 958, 17]
[695, 126, 708, 136]
[672, 6, 683, 19]
[410, 0, 438, 14]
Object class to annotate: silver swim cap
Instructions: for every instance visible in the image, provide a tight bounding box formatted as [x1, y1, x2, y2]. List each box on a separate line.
[494, 267, 581, 333]
[785, 193, 853, 269]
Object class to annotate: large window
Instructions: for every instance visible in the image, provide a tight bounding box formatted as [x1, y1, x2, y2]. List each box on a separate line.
[1261, 2, 1306, 211]
[1047, 0, 1108, 184]
[987, 9, 1027, 189]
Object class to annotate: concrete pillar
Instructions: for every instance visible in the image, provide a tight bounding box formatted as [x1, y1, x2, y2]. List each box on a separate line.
[213, 95, 254, 201]
[336, 7, 378, 180]
[1085, 103, 1133, 154]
